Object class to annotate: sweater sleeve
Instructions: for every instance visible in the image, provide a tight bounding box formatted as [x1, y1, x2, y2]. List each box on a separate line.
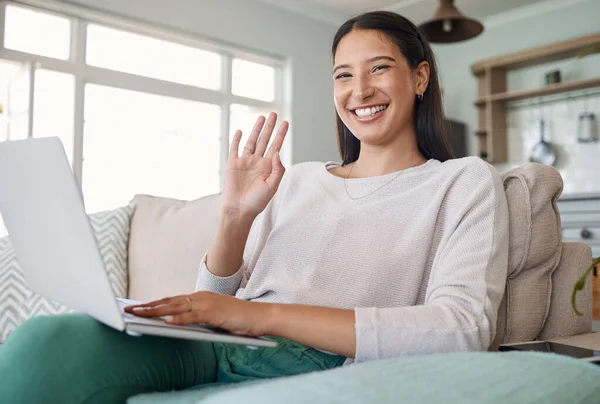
[195, 172, 289, 296]
[354, 162, 509, 362]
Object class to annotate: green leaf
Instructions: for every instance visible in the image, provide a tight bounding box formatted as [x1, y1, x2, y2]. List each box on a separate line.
[572, 257, 600, 316]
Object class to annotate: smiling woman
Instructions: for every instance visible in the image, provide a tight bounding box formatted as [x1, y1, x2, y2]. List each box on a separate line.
[0, 10, 510, 404]
[331, 13, 453, 172]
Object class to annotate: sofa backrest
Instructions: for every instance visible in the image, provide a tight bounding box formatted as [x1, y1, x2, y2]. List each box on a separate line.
[493, 163, 591, 347]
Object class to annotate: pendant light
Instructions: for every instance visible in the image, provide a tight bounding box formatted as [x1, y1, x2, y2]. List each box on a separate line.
[419, 0, 484, 43]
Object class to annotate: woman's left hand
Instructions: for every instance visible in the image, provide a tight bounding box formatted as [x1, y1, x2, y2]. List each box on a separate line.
[124, 292, 272, 337]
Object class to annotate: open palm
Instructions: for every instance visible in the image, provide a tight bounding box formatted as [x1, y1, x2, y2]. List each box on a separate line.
[222, 112, 289, 218]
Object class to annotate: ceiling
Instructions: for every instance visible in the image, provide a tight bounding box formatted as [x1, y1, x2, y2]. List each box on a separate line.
[255, 0, 554, 25]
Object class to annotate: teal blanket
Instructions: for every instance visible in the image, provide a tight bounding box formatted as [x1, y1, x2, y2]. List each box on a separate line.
[129, 351, 600, 404]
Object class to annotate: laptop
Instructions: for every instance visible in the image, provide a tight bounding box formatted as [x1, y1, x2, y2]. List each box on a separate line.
[0, 137, 276, 348]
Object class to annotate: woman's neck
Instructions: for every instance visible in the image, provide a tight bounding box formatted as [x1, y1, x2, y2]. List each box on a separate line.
[347, 141, 425, 179]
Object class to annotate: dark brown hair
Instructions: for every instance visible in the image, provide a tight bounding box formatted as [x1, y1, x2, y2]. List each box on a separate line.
[332, 11, 454, 165]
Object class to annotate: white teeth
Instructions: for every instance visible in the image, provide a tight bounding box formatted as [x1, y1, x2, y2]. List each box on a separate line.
[354, 104, 388, 117]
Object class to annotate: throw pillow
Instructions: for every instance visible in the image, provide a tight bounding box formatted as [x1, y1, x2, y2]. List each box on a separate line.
[88, 205, 133, 298]
[127, 193, 222, 302]
[0, 204, 132, 343]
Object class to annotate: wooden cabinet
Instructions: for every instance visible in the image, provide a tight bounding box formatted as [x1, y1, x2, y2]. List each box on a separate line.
[558, 197, 600, 319]
[471, 33, 600, 163]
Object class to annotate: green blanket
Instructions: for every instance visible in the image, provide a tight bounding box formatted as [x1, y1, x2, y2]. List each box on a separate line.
[129, 351, 600, 404]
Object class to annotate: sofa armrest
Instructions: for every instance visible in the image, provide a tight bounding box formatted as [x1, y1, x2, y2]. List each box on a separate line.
[538, 242, 592, 340]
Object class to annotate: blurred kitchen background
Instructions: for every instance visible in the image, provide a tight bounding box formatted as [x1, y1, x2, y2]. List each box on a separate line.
[0, 0, 599, 320]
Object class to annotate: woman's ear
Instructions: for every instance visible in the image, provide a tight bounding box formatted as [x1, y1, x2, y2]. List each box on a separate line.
[414, 61, 430, 96]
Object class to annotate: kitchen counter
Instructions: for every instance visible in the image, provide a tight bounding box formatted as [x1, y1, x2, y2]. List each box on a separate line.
[556, 195, 600, 321]
[559, 191, 600, 201]
[558, 164, 600, 201]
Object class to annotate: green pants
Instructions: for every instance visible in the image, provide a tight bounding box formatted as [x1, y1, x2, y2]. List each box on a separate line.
[0, 314, 346, 403]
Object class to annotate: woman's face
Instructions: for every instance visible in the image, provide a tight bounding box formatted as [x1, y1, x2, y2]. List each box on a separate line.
[333, 29, 422, 146]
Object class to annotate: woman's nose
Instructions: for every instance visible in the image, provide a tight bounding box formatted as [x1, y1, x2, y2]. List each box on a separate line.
[353, 77, 375, 100]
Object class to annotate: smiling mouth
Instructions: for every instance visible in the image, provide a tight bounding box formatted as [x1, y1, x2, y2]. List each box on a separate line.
[352, 104, 389, 118]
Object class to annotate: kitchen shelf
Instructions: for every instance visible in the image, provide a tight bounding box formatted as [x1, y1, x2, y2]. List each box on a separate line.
[472, 32, 600, 75]
[474, 77, 600, 105]
[471, 32, 600, 163]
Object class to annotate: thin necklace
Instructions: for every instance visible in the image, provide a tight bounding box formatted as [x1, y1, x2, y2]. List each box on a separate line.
[343, 159, 425, 201]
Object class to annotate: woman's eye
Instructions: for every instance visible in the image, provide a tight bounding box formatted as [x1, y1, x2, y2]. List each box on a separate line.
[335, 73, 351, 80]
[372, 65, 390, 73]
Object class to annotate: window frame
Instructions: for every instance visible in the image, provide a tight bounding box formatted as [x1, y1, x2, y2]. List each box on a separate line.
[0, 0, 289, 192]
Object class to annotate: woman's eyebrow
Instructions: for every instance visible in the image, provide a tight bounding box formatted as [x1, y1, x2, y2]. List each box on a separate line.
[368, 55, 396, 64]
[333, 55, 396, 73]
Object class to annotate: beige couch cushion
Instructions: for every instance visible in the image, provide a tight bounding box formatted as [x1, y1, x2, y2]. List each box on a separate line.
[538, 242, 592, 341]
[127, 193, 222, 302]
[493, 163, 563, 347]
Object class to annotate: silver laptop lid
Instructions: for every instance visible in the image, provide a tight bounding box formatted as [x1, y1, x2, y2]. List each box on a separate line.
[0, 137, 124, 330]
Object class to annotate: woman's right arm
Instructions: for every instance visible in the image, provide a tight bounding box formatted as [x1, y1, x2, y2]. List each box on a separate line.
[197, 112, 288, 293]
[205, 211, 255, 278]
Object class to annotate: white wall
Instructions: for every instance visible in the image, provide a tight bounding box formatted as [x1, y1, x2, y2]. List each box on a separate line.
[64, 0, 340, 164]
[432, 0, 600, 164]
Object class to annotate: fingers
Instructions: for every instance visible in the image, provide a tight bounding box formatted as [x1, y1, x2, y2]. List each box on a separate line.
[126, 297, 188, 318]
[265, 120, 289, 159]
[242, 115, 266, 156]
[129, 303, 184, 318]
[254, 112, 278, 156]
[125, 296, 172, 312]
[164, 311, 204, 325]
[235, 113, 287, 159]
[229, 130, 242, 159]
[265, 152, 285, 191]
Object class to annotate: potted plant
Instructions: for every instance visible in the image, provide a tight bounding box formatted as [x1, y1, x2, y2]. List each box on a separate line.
[572, 257, 600, 316]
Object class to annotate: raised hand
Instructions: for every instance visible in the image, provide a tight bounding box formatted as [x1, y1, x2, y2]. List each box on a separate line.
[222, 112, 289, 219]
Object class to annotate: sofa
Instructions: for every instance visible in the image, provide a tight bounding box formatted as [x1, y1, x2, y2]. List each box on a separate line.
[1, 162, 600, 403]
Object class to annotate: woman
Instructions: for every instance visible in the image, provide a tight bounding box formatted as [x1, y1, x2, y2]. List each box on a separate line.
[0, 10, 509, 403]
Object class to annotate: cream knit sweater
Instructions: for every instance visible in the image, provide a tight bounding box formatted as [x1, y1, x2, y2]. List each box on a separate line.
[196, 157, 509, 362]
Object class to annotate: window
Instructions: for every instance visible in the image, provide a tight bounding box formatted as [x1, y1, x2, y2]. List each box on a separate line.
[0, 2, 287, 238]
[86, 24, 222, 90]
[4, 4, 71, 60]
[83, 84, 221, 212]
[32, 69, 75, 165]
[0, 63, 74, 155]
[0, 59, 25, 142]
[232, 58, 276, 102]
